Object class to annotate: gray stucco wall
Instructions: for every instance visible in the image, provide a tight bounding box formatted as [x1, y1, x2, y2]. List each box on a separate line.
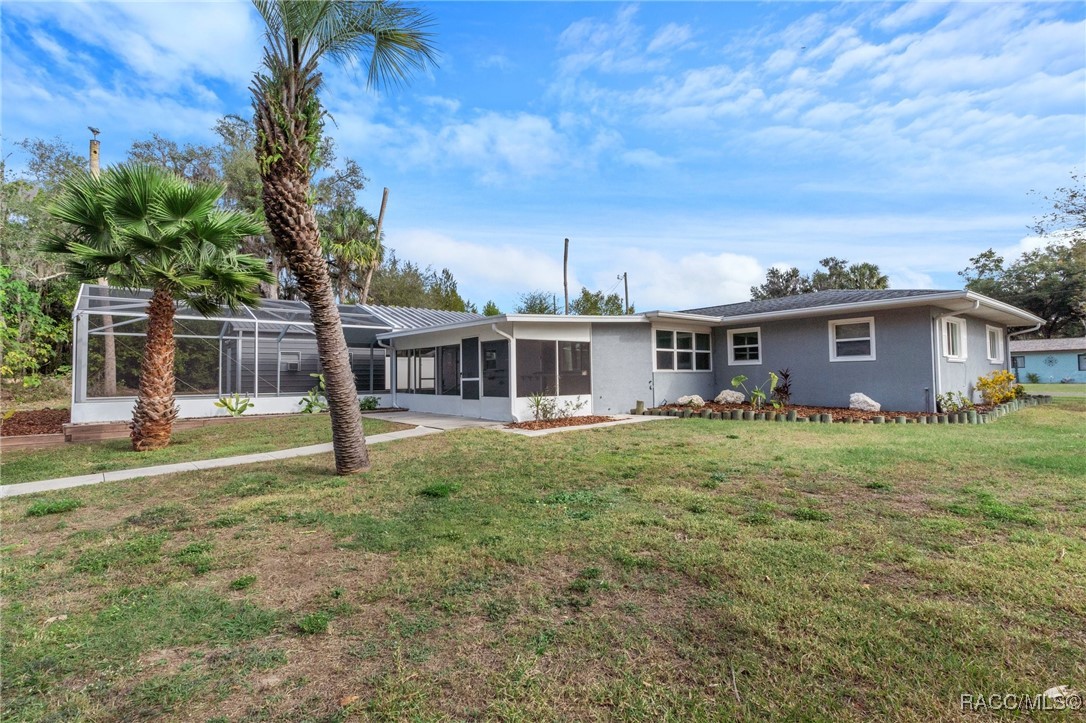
[936, 315, 1010, 400]
[715, 307, 937, 412]
[591, 324, 654, 414]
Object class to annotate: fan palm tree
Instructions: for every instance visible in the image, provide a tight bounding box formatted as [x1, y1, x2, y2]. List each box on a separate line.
[44, 164, 272, 451]
[322, 205, 381, 303]
[250, 0, 436, 474]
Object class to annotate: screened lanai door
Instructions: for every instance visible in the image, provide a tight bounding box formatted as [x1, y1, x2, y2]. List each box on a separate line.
[460, 337, 482, 418]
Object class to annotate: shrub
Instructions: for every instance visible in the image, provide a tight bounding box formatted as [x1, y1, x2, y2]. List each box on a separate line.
[772, 368, 792, 406]
[359, 395, 379, 411]
[1026, 372, 1041, 384]
[937, 391, 973, 413]
[975, 370, 1017, 405]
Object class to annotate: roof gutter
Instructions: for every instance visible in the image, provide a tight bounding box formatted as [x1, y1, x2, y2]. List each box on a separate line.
[1007, 322, 1044, 339]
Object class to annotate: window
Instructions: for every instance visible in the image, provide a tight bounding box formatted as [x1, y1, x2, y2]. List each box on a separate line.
[515, 340, 592, 397]
[1079, 354, 1086, 372]
[461, 337, 480, 400]
[985, 325, 1004, 364]
[829, 317, 875, 361]
[517, 339, 557, 397]
[280, 351, 300, 373]
[482, 340, 508, 397]
[438, 345, 460, 396]
[558, 341, 591, 395]
[395, 348, 436, 393]
[1011, 355, 1025, 369]
[727, 327, 761, 365]
[655, 329, 711, 371]
[943, 318, 967, 361]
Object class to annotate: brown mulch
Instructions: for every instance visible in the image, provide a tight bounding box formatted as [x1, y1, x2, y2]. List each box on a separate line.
[506, 415, 617, 431]
[658, 402, 992, 422]
[1, 408, 71, 436]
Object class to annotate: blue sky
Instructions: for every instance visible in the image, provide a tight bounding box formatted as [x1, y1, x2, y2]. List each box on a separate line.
[3, 1, 1084, 312]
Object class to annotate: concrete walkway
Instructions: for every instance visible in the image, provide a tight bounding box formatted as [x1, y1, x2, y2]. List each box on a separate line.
[0, 411, 668, 499]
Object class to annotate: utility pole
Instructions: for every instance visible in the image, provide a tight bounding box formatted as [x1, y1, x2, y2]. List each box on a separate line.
[618, 272, 629, 314]
[563, 238, 569, 315]
[359, 187, 389, 306]
[89, 127, 117, 396]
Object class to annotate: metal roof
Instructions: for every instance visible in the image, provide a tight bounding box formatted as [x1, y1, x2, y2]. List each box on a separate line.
[1009, 337, 1086, 353]
[359, 305, 482, 330]
[681, 289, 959, 316]
[74, 284, 482, 331]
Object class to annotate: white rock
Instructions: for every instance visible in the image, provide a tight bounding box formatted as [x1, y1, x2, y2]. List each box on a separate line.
[849, 393, 881, 412]
[677, 394, 706, 408]
[714, 389, 746, 405]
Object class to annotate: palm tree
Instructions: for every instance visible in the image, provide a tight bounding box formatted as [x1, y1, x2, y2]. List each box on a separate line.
[322, 205, 381, 303]
[45, 164, 272, 451]
[250, 0, 435, 474]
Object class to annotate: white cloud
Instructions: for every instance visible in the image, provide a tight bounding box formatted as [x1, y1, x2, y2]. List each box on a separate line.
[622, 250, 764, 310]
[387, 228, 580, 301]
[647, 23, 695, 54]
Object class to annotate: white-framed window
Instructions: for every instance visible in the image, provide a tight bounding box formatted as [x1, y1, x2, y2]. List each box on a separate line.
[280, 351, 301, 372]
[655, 329, 711, 371]
[943, 318, 967, 361]
[828, 317, 875, 362]
[985, 325, 1004, 364]
[727, 327, 761, 365]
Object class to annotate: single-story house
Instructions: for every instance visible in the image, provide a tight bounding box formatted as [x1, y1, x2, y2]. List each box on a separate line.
[1008, 336, 1086, 383]
[70, 285, 1044, 423]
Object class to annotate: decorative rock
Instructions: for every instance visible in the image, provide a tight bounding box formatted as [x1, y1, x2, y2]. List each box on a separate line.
[713, 389, 746, 405]
[849, 393, 881, 412]
[677, 395, 706, 408]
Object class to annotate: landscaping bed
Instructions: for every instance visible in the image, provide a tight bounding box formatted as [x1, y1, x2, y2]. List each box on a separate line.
[657, 401, 986, 422]
[506, 415, 616, 431]
[1, 408, 70, 436]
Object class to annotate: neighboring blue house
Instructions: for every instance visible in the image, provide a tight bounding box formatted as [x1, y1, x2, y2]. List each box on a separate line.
[69, 286, 1045, 423]
[1009, 337, 1086, 383]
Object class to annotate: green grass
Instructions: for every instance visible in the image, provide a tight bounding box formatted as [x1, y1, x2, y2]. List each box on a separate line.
[25, 498, 83, 517]
[2, 398, 1084, 721]
[1023, 382, 1086, 397]
[0, 415, 409, 485]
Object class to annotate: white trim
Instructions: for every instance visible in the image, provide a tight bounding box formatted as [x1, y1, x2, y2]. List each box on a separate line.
[985, 325, 1005, 364]
[943, 317, 967, 362]
[653, 327, 713, 372]
[727, 326, 761, 366]
[828, 316, 876, 362]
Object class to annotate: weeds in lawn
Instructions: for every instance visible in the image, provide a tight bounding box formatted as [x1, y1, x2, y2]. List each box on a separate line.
[229, 575, 256, 591]
[25, 497, 82, 517]
[297, 612, 331, 634]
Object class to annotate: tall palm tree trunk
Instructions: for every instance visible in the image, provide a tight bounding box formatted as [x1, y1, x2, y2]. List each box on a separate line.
[131, 286, 179, 451]
[261, 163, 370, 474]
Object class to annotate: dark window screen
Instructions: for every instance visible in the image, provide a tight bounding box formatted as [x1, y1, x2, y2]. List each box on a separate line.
[439, 345, 460, 396]
[482, 339, 509, 397]
[461, 337, 480, 400]
[558, 341, 591, 395]
[517, 339, 556, 397]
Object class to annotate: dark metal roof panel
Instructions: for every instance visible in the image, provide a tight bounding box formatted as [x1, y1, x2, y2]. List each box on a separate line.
[681, 289, 960, 317]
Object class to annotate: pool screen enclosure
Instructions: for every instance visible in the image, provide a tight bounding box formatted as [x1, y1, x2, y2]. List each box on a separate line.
[70, 285, 478, 423]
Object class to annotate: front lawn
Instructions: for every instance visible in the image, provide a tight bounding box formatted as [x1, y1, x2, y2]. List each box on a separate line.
[2, 400, 1083, 721]
[1, 415, 410, 485]
[1023, 382, 1086, 397]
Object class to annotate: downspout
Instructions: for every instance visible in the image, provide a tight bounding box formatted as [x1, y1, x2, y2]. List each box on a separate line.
[491, 323, 517, 422]
[376, 338, 395, 408]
